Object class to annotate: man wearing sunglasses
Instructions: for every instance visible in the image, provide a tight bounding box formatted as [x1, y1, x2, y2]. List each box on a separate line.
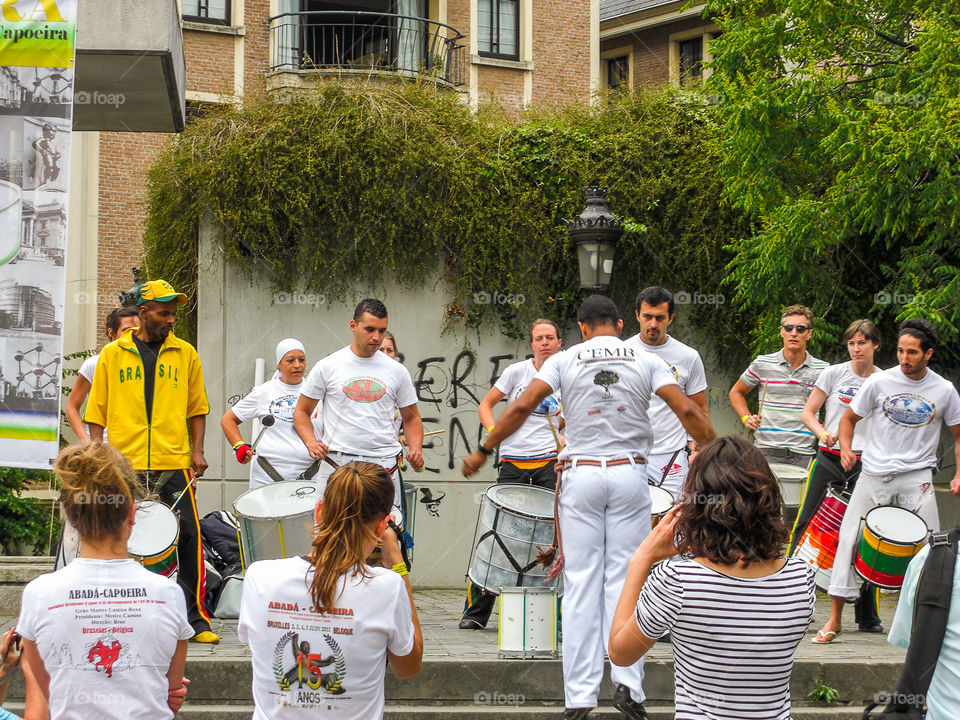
[729, 305, 828, 468]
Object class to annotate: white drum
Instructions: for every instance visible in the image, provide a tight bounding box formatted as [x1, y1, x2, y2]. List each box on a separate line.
[498, 586, 559, 659]
[128, 501, 180, 578]
[233, 481, 319, 568]
[768, 462, 808, 507]
[468, 484, 560, 595]
[649, 485, 675, 528]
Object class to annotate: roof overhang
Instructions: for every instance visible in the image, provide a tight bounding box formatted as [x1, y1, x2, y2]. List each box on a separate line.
[601, 2, 707, 41]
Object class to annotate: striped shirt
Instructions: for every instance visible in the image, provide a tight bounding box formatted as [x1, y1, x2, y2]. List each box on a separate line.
[740, 350, 828, 454]
[635, 556, 815, 720]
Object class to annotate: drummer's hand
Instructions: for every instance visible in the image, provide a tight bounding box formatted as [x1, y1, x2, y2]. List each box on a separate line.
[840, 448, 857, 472]
[546, 551, 564, 582]
[406, 449, 424, 471]
[0, 627, 21, 679]
[380, 524, 404, 568]
[557, 434, 566, 451]
[307, 439, 328, 461]
[743, 414, 761, 431]
[687, 440, 699, 462]
[168, 678, 189, 714]
[633, 506, 680, 566]
[234, 443, 254, 464]
[461, 451, 487, 477]
[190, 451, 208, 479]
[950, 475, 960, 496]
[821, 432, 838, 448]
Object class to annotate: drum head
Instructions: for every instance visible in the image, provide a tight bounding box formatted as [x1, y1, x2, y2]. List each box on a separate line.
[767, 462, 809, 481]
[486, 484, 555, 520]
[649, 486, 674, 515]
[234, 481, 318, 520]
[129, 501, 179, 556]
[865, 506, 927, 545]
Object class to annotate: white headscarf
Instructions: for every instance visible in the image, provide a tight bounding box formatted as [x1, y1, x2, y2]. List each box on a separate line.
[273, 338, 306, 381]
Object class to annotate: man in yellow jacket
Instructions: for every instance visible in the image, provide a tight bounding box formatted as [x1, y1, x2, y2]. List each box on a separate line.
[85, 279, 218, 643]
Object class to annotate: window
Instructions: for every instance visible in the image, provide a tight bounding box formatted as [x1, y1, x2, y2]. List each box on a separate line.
[182, 0, 231, 25]
[606, 56, 629, 91]
[678, 37, 703, 84]
[478, 0, 518, 60]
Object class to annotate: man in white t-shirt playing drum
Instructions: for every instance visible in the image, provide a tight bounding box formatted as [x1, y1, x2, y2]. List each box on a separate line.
[462, 295, 715, 720]
[815, 318, 960, 643]
[626, 286, 708, 497]
[293, 299, 424, 516]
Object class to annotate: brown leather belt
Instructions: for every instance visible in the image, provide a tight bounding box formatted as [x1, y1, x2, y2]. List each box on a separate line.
[562, 456, 646, 469]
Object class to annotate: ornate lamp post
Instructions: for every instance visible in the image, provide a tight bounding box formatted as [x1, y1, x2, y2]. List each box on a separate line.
[563, 187, 623, 292]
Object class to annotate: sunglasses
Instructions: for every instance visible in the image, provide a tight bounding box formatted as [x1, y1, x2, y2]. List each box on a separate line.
[781, 324, 810, 333]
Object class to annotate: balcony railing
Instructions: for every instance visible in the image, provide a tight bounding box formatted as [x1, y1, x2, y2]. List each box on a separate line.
[269, 11, 466, 87]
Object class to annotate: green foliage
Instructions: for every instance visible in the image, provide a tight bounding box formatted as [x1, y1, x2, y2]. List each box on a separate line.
[144, 83, 751, 359]
[808, 679, 840, 704]
[0, 467, 60, 556]
[706, 0, 960, 364]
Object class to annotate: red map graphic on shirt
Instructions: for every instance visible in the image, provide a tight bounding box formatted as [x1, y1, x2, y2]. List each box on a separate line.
[87, 639, 122, 678]
[342, 377, 387, 403]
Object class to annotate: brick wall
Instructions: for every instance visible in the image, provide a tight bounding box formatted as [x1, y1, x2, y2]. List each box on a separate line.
[531, 0, 591, 105]
[477, 65, 525, 114]
[601, 16, 713, 91]
[183, 31, 237, 97]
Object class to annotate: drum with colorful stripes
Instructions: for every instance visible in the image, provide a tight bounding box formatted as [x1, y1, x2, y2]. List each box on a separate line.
[792, 488, 848, 591]
[128, 501, 179, 578]
[854, 506, 928, 589]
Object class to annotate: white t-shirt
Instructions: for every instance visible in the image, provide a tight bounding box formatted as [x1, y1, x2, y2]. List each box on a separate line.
[813, 361, 880, 452]
[494, 359, 562, 460]
[300, 347, 418, 457]
[17, 558, 193, 720]
[626, 335, 707, 454]
[238, 556, 414, 720]
[78, 354, 109, 443]
[232, 378, 324, 487]
[850, 366, 960, 475]
[535, 334, 678, 459]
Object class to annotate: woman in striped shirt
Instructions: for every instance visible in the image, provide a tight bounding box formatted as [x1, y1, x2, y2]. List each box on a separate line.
[610, 436, 815, 719]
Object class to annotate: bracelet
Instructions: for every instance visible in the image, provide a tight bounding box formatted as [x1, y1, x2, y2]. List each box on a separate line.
[819, 432, 828, 442]
[478, 444, 493, 457]
[740, 415, 750, 425]
[392, 562, 408, 576]
[232, 440, 246, 449]
[487, 425, 495, 434]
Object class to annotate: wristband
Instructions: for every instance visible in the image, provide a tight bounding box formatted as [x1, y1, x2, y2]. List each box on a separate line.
[487, 425, 495, 434]
[740, 415, 750, 425]
[234, 443, 252, 463]
[819, 432, 828, 442]
[391, 562, 409, 576]
[478, 444, 493, 457]
[232, 440, 245, 449]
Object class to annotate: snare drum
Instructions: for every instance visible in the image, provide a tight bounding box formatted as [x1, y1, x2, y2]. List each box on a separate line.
[128, 501, 179, 578]
[468, 484, 560, 595]
[768, 462, 809, 507]
[791, 488, 848, 591]
[233, 481, 319, 569]
[854, 506, 928, 589]
[498, 586, 558, 659]
[649, 485, 675, 528]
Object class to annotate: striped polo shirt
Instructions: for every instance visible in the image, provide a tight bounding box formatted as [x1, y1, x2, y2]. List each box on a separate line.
[740, 349, 827, 454]
[636, 556, 815, 720]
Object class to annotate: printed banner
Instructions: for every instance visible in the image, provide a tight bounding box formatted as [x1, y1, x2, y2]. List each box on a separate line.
[0, 0, 77, 468]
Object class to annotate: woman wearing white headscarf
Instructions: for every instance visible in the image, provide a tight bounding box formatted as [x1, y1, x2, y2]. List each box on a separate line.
[221, 339, 324, 488]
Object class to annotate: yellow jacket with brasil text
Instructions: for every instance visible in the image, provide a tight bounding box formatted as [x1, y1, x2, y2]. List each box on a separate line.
[84, 329, 209, 471]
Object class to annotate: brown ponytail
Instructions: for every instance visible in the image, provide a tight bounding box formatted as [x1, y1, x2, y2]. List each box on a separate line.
[307, 461, 394, 611]
[55, 443, 144, 542]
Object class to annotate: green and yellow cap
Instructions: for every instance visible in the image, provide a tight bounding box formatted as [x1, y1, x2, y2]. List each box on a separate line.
[137, 279, 187, 306]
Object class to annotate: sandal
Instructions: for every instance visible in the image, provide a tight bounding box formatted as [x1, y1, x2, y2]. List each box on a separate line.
[812, 628, 842, 644]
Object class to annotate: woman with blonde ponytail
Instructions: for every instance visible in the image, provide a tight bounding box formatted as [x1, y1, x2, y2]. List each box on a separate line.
[239, 461, 422, 719]
[17, 443, 193, 720]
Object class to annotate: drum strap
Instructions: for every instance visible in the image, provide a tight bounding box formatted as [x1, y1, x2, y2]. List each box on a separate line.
[478, 512, 545, 585]
[656, 449, 683, 487]
[257, 456, 287, 484]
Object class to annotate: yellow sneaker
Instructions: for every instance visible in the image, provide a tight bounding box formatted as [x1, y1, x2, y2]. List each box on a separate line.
[191, 630, 220, 644]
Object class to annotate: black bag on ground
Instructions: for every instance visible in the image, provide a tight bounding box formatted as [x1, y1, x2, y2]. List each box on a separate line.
[861, 528, 959, 720]
[200, 510, 241, 571]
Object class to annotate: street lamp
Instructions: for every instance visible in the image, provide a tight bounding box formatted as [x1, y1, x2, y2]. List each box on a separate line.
[563, 187, 623, 291]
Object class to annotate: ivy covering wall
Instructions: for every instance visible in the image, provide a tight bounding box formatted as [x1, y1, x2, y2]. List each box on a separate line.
[144, 84, 754, 362]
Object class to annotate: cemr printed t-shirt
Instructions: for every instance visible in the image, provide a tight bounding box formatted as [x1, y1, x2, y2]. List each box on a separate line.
[231, 378, 324, 487]
[850, 366, 960, 475]
[626, 335, 708, 455]
[535, 335, 678, 459]
[813, 361, 880, 452]
[300, 347, 417, 457]
[238, 556, 414, 720]
[17, 558, 193, 720]
[494, 359, 562, 460]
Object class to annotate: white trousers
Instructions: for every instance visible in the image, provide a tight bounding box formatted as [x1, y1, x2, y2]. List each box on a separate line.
[828, 467, 939, 600]
[645, 449, 689, 498]
[317, 450, 403, 516]
[559, 459, 650, 708]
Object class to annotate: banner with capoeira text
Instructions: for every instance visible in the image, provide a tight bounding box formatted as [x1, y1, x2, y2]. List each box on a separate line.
[0, 0, 78, 468]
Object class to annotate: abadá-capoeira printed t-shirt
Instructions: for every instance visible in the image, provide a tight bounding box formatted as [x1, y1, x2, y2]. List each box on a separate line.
[231, 378, 324, 487]
[849, 366, 960, 475]
[626, 335, 708, 455]
[238, 556, 414, 719]
[494, 359, 562, 461]
[813, 361, 880, 453]
[535, 335, 678, 460]
[17, 558, 194, 720]
[300, 347, 417, 457]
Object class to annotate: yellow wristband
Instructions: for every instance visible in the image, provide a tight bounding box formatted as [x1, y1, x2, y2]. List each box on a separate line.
[740, 415, 750, 425]
[391, 562, 408, 577]
[487, 425, 495, 434]
[232, 440, 246, 449]
[819, 432, 828, 442]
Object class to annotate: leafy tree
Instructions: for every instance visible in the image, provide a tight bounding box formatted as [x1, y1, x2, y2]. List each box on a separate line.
[705, 0, 960, 366]
[594, 370, 620, 394]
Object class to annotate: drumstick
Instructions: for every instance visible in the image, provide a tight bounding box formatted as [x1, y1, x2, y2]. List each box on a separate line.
[251, 414, 276, 451]
[547, 413, 561, 453]
[423, 429, 445, 437]
[169, 472, 198, 513]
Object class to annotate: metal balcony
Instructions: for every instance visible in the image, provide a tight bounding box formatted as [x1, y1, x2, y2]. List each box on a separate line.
[269, 11, 466, 87]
